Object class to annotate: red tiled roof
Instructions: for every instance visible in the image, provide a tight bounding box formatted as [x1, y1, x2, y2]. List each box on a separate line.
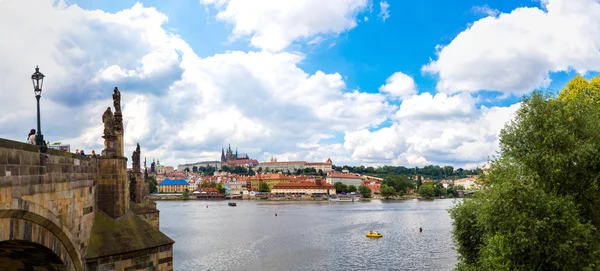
[272, 182, 335, 189]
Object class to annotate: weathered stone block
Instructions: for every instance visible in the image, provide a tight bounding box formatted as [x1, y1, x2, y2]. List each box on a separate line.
[6, 165, 19, 176]
[7, 150, 20, 165]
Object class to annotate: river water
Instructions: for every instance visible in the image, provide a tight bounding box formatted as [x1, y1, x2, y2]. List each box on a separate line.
[158, 199, 459, 271]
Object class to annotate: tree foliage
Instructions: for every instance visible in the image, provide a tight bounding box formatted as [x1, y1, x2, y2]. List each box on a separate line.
[348, 185, 357, 193]
[451, 82, 600, 270]
[380, 184, 396, 199]
[382, 176, 414, 194]
[330, 165, 477, 180]
[358, 185, 371, 198]
[147, 175, 158, 193]
[417, 183, 434, 198]
[334, 182, 348, 194]
[258, 181, 270, 192]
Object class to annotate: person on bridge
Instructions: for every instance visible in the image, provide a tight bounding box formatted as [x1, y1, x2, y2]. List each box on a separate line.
[27, 129, 36, 144]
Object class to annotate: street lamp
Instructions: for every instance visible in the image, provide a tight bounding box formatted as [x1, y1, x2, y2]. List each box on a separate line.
[31, 66, 45, 146]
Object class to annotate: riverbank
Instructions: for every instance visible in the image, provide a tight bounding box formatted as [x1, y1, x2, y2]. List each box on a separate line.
[149, 194, 375, 201]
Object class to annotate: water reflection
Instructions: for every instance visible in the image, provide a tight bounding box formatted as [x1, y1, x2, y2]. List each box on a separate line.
[158, 199, 459, 271]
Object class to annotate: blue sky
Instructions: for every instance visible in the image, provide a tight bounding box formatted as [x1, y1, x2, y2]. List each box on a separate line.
[66, 0, 581, 108]
[2, 0, 600, 168]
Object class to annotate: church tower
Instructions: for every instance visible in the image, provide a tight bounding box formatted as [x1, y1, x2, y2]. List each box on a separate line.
[221, 148, 226, 163]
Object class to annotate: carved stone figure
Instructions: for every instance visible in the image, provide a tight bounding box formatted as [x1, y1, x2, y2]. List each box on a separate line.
[132, 143, 141, 173]
[101, 107, 117, 157]
[102, 107, 114, 137]
[113, 87, 121, 112]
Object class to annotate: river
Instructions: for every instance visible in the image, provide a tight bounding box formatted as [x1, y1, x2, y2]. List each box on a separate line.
[158, 199, 459, 271]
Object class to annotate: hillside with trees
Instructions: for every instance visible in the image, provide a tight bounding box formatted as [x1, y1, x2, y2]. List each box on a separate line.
[332, 165, 479, 180]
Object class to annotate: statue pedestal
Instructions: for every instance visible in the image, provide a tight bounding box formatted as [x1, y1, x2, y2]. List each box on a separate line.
[101, 134, 117, 157]
[97, 157, 129, 219]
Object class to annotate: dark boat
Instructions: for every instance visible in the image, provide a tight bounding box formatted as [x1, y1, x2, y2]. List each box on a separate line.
[228, 202, 237, 207]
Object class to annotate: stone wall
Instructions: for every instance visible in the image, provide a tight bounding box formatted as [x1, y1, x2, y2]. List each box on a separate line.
[0, 138, 97, 271]
[86, 244, 172, 271]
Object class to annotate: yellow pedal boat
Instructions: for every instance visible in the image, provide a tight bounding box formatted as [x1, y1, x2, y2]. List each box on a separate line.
[366, 232, 382, 238]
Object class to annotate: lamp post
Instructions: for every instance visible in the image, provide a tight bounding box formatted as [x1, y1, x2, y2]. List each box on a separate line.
[31, 66, 45, 146]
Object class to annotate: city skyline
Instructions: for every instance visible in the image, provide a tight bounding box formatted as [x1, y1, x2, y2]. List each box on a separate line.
[1, 0, 599, 169]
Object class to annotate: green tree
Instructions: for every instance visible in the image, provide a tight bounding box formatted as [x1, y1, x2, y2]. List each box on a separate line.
[333, 182, 348, 194]
[258, 181, 270, 192]
[248, 169, 256, 176]
[451, 170, 600, 271]
[417, 183, 434, 198]
[451, 85, 600, 270]
[417, 175, 422, 187]
[216, 182, 226, 194]
[257, 167, 263, 173]
[434, 183, 447, 197]
[192, 166, 198, 173]
[184, 168, 190, 173]
[348, 185, 357, 193]
[358, 185, 371, 198]
[221, 165, 230, 172]
[147, 175, 158, 193]
[182, 188, 190, 200]
[317, 169, 324, 176]
[383, 176, 414, 194]
[380, 184, 396, 199]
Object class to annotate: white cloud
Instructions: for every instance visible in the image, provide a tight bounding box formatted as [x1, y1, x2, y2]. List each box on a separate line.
[0, 0, 524, 169]
[423, 0, 600, 95]
[379, 72, 417, 99]
[472, 4, 500, 17]
[338, 93, 521, 167]
[396, 92, 476, 120]
[379, 1, 390, 21]
[200, 0, 369, 52]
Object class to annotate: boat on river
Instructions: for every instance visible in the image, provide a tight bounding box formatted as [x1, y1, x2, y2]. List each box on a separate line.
[329, 193, 362, 202]
[228, 202, 237, 207]
[366, 231, 382, 238]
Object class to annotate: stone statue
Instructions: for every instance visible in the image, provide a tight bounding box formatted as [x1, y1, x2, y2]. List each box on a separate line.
[101, 107, 117, 157]
[102, 107, 114, 137]
[113, 87, 121, 112]
[132, 143, 141, 173]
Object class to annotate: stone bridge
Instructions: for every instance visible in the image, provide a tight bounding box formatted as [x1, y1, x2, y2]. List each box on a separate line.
[0, 88, 173, 271]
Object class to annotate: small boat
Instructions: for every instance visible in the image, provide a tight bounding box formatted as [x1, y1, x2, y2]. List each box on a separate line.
[366, 232, 382, 238]
[228, 202, 237, 207]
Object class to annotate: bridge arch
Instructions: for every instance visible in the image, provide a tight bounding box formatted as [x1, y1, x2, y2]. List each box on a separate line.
[0, 199, 84, 271]
[0, 240, 67, 271]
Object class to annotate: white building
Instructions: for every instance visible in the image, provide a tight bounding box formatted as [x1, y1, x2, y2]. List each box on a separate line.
[271, 182, 336, 195]
[454, 177, 479, 190]
[224, 182, 244, 196]
[326, 173, 363, 187]
[259, 158, 333, 173]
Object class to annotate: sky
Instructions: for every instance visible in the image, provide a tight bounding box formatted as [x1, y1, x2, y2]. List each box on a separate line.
[1, 0, 600, 169]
